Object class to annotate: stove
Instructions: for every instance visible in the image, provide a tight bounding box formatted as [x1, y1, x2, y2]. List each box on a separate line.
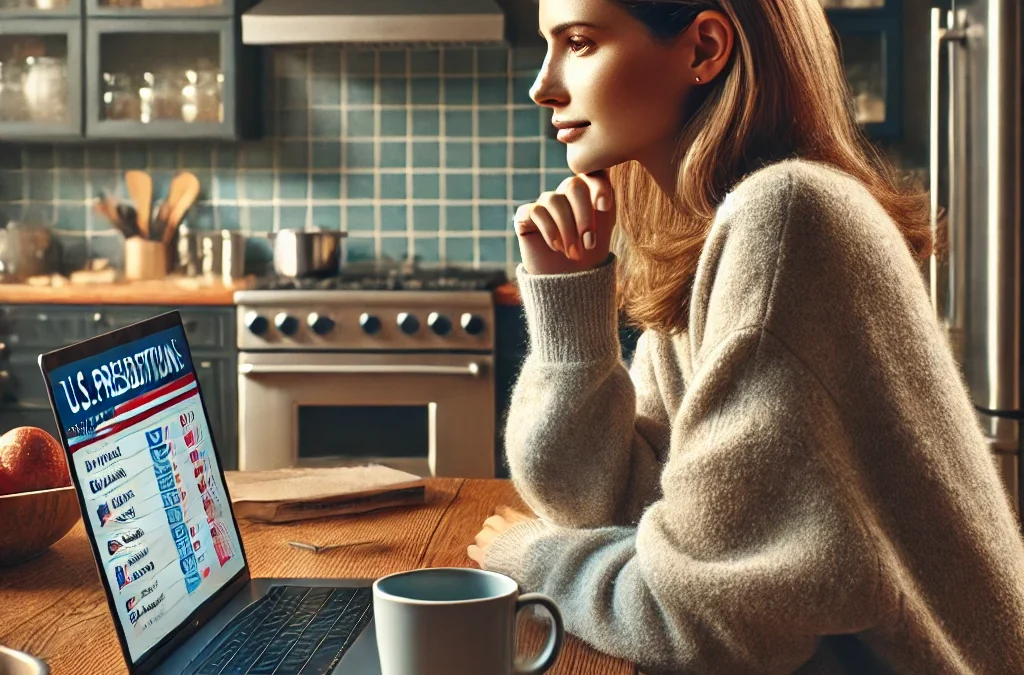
[233, 263, 504, 478]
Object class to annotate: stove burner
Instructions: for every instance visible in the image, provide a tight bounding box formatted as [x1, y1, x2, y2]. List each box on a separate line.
[253, 263, 508, 292]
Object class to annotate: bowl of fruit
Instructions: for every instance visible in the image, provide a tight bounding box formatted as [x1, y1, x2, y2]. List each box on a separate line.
[0, 427, 80, 567]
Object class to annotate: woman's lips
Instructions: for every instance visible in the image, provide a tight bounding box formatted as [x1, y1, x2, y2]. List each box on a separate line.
[556, 123, 590, 143]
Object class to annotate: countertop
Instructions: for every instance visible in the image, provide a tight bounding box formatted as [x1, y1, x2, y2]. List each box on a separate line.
[0, 276, 523, 306]
[0, 275, 253, 306]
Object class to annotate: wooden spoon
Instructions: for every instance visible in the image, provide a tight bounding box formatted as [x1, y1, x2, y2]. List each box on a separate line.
[125, 170, 152, 239]
[162, 172, 201, 245]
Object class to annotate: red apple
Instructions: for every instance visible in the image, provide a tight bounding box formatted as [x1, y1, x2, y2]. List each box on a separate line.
[0, 427, 71, 495]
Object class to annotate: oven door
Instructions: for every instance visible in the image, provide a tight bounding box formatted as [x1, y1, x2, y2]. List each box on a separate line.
[237, 351, 495, 478]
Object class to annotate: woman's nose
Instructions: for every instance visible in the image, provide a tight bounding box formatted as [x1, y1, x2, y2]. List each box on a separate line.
[530, 59, 565, 108]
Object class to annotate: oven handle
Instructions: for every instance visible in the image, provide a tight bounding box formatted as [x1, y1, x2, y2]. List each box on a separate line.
[238, 362, 483, 377]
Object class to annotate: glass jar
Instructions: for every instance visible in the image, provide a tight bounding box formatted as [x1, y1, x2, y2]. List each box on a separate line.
[0, 59, 29, 122]
[152, 68, 184, 121]
[102, 71, 140, 121]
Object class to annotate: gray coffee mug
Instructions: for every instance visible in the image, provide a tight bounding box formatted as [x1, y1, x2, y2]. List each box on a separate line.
[372, 567, 564, 675]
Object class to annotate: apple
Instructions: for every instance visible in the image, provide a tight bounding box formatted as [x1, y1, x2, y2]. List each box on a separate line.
[0, 427, 71, 495]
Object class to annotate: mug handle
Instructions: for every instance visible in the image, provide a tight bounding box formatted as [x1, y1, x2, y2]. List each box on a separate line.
[512, 593, 565, 675]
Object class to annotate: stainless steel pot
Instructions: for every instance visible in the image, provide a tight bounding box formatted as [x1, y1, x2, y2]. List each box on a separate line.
[174, 227, 247, 282]
[270, 228, 347, 278]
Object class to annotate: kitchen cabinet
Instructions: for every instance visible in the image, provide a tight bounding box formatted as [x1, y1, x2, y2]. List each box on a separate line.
[0, 0, 81, 18]
[0, 1, 260, 141]
[0, 305, 239, 469]
[823, 0, 903, 140]
[86, 19, 259, 139]
[0, 21, 82, 139]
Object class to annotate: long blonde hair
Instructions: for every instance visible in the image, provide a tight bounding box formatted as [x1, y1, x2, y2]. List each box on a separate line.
[611, 0, 934, 334]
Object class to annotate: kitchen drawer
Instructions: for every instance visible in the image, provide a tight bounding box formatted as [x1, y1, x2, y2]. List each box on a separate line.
[1, 353, 53, 407]
[92, 307, 230, 349]
[1, 306, 94, 348]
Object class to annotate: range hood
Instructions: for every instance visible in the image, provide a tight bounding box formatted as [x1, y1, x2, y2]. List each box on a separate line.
[242, 0, 507, 46]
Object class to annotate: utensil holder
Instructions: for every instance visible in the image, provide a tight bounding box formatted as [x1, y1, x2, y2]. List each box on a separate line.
[124, 236, 168, 280]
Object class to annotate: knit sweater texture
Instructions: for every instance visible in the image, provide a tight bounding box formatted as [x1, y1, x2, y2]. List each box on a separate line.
[484, 159, 1024, 674]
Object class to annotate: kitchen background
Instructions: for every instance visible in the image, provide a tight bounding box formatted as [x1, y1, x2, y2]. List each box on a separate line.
[0, 0, 967, 486]
[0, 0, 931, 279]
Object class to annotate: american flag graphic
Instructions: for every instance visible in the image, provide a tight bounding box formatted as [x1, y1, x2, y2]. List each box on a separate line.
[69, 374, 198, 453]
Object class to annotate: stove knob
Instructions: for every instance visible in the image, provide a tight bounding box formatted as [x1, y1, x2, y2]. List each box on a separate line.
[397, 312, 420, 335]
[307, 312, 335, 336]
[244, 311, 270, 336]
[360, 313, 382, 335]
[460, 313, 485, 336]
[427, 312, 452, 336]
[275, 313, 300, 336]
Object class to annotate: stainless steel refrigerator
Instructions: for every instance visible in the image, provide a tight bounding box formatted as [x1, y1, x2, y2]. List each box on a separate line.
[930, 0, 1022, 518]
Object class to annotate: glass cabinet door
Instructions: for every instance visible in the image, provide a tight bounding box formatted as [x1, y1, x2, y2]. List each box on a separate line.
[0, 0, 80, 17]
[87, 0, 230, 17]
[86, 20, 236, 139]
[828, 14, 901, 139]
[0, 21, 82, 138]
[820, 0, 886, 7]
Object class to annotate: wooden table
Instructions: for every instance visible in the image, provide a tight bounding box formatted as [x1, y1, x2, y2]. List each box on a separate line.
[0, 479, 637, 675]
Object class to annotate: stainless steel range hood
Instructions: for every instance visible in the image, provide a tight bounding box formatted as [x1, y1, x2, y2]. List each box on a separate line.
[242, 0, 507, 46]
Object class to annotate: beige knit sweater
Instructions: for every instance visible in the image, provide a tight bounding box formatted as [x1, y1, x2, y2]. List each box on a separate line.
[484, 159, 1024, 674]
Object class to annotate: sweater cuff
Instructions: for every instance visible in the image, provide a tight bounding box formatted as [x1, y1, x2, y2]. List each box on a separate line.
[483, 518, 551, 587]
[516, 255, 620, 363]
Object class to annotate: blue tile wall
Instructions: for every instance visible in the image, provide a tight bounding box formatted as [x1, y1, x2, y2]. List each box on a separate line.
[0, 45, 571, 276]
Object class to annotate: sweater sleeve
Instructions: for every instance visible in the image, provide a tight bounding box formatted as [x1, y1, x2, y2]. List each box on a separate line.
[504, 257, 671, 527]
[485, 327, 887, 675]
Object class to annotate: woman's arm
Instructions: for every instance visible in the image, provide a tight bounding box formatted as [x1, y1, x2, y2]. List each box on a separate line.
[504, 257, 672, 528]
[489, 328, 891, 674]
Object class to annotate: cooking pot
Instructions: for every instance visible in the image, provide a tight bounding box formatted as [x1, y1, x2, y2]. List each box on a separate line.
[269, 228, 347, 278]
[0, 221, 60, 281]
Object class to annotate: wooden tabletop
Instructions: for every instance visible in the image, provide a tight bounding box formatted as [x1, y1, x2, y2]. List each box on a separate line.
[0, 478, 637, 675]
[0, 276, 251, 306]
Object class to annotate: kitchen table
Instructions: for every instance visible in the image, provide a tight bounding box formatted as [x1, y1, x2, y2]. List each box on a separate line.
[0, 478, 638, 675]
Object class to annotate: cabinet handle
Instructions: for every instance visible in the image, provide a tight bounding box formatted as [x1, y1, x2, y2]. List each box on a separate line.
[199, 361, 212, 368]
[0, 342, 7, 359]
[93, 312, 105, 323]
[184, 320, 200, 332]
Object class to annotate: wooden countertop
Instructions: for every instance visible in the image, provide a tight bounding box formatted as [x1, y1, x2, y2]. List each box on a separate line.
[0, 276, 253, 306]
[0, 478, 636, 675]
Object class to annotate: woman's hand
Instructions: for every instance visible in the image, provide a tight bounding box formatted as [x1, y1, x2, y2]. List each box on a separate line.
[467, 505, 537, 569]
[514, 170, 616, 275]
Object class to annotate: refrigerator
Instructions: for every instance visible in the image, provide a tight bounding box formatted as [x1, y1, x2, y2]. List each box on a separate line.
[929, 0, 1022, 518]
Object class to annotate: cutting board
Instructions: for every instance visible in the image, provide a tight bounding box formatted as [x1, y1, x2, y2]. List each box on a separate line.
[223, 465, 427, 524]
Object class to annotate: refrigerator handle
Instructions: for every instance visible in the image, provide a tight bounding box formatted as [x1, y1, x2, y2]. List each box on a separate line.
[928, 8, 968, 360]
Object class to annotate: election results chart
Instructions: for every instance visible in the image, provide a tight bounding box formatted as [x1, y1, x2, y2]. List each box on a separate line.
[48, 326, 245, 662]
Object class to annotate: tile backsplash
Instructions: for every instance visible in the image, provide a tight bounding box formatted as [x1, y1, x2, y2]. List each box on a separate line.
[0, 45, 568, 277]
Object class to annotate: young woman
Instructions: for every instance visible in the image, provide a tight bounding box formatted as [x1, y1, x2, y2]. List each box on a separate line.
[466, 0, 1024, 673]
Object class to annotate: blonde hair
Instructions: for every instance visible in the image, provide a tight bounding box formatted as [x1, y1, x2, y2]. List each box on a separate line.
[611, 0, 935, 334]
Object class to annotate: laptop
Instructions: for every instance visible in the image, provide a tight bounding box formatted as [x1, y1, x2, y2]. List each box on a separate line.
[38, 310, 383, 675]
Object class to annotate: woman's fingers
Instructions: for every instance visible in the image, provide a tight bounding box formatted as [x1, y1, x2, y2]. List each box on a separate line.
[578, 169, 615, 213]
[514, 203, 563, 254]
[537, 191, 581, 260]
[557, 176, 597, 251]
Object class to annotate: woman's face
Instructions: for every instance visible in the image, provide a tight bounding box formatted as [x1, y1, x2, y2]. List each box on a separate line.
[531, 0, 697, 176]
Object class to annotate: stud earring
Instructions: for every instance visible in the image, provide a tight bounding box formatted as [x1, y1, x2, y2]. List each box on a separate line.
[695, 76, 701, 83]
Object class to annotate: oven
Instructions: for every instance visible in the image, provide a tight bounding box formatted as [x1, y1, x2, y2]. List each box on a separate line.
[235, 278, 499, 479]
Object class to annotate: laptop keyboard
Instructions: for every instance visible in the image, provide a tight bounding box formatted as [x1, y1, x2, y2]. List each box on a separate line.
[185, 585, 373, 675]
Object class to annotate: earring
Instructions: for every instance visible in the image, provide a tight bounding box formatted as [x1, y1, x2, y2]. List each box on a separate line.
[695, 76, 701, 83]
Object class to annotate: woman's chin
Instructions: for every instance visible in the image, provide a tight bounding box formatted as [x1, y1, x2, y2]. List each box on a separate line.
[566, 146, 620, 176]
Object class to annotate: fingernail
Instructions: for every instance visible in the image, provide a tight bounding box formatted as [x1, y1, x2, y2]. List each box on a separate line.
[553, 239, 563, 253]
[568, 243, 580, 260]
[582, 231, 596, 250]
[597, 196, 610, 212]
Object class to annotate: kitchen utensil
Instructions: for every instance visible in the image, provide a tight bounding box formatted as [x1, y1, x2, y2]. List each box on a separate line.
[162, 171, 200, 245]
[123, 236, 167, 280]
[150, 198, 166, 242]
[0, 645, 49, 675]
[0, 221, 59, 280]
[125, 170, 152, 239]
[0, 486, 80, 567]
[270, 228, 347, 278]
[220, 229, 246, 282]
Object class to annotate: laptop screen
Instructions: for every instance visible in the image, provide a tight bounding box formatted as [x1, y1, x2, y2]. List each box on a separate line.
[46, 322, 246, 664]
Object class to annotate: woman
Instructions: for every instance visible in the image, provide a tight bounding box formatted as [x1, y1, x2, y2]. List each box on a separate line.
[466, 0, 1024, 673]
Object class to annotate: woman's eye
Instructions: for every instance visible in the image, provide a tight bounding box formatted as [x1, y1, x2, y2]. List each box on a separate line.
[567, 36, 592, 54]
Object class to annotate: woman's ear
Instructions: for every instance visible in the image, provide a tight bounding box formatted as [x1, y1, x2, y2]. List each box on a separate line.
[679, 10, 735, 84]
